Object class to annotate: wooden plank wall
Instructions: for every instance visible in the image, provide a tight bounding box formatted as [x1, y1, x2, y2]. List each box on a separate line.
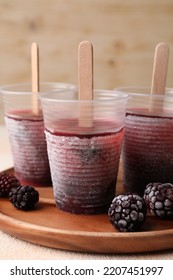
[0, 0, 173, 122]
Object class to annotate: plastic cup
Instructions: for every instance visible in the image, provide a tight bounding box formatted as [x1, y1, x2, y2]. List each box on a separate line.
[1, 82, 76, 186]
[40, 89, 128, 214]
[114, 86, 173, 195]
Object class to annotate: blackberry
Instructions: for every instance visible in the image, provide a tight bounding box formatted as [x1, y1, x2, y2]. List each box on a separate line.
[9, 185, 39, 210]
[144, 182, 173, 219]
[108, 194, 147, 232]
[0, 172, 20, 197]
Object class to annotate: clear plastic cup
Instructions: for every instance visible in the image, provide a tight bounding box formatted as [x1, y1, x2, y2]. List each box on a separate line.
[114, 86, 173, 195]
[1, 82, 76, 186]
[40, 89, 128, 214]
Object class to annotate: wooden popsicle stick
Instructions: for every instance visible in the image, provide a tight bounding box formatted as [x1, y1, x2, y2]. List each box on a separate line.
[78, 41, 93, 100]
[151, 42, 169, 94]
[78, 41, 93, 127]
[31, 42, 40, 115]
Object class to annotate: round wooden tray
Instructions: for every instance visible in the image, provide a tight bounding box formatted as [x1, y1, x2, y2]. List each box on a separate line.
[1, 168, 173, 253]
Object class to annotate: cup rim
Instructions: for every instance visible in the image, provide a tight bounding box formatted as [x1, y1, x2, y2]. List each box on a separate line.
[114, 86, 173, 99]
[113, 86, 173, 96]
[40, 89, 129, 103]
[0, 82, 76, 94]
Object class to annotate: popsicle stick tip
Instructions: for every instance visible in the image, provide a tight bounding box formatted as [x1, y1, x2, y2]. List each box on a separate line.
[156, 42, 169, 48]
[31, 42, 39, 53]
[151, 42, 169, 95]
[155, 42, 169, 55]
[78, 41, 93, 49]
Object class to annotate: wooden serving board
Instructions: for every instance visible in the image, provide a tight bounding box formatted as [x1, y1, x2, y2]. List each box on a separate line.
[1, 168, 173, 253]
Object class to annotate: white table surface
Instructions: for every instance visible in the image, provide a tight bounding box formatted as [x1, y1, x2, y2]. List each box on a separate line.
[1, 124, 173, 260]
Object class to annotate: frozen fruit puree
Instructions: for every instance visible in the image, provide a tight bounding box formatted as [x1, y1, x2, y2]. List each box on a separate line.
[5, 111, 51, 185]
[45, 120, 123, 214]
[122, 112, 173, 195]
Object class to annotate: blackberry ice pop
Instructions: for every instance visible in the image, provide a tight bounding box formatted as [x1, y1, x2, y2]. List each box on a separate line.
[41, 41, 128, 214]
[116, 43, 170, 195]
[1, 43, 76, 186]
[116, 87, 173, 196]
[1, 43, 51, 185]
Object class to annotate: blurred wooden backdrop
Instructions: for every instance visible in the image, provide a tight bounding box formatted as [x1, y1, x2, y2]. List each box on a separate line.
[0, 0, 173, 122]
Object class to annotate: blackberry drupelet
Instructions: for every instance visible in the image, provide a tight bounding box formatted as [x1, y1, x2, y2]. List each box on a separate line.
[9, 185, 39, 210]
[144, 182, 173, 218]
[108, 194, 147, 232]
[0, 172, 20, 197]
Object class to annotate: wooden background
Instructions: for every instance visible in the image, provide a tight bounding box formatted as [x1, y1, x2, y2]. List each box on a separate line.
[0, 0, 173, 123]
